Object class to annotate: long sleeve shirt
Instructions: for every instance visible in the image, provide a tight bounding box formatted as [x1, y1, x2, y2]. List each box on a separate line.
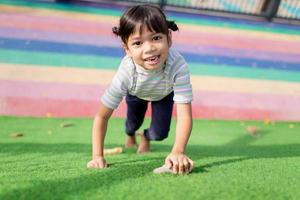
[101, 48, 193, 109]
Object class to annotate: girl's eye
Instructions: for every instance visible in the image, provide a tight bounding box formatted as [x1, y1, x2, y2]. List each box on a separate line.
[153, 35, 162, 41]
[132, 41, 141, 46]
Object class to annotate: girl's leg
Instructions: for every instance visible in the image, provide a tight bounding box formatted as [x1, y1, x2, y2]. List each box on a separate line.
[144, 92, 174, 141]
[125, 93, 148, 136]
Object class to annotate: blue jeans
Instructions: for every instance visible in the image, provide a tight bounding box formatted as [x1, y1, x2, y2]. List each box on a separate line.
[125, 92, 174, 141]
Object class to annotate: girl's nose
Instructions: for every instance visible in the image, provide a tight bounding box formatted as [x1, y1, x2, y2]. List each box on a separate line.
[144, 41, 156, 52]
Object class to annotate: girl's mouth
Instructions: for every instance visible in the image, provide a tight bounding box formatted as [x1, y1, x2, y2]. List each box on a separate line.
[144, 55, 160, 65]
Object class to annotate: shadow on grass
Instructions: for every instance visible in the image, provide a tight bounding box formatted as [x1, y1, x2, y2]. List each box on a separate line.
[0, 142, 164, 199]
[1, 131, 300, 162]
[193, 157, 250, 174]
[1, 161, 158, 200]
[153, 130, 300, 160]
[1, 131, 299, 161]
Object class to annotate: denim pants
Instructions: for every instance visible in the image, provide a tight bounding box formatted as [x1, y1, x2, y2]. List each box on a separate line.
[125, 92, 174, 141]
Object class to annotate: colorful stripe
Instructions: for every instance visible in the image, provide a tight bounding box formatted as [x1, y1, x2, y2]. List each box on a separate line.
[2, 97, 299, 121]
[1, 27, 300, 64]
[1, 64, 300, 95]
[1, 0, 300, 121]
[2, 80, 299, 111]
[1, 37, 300, 72]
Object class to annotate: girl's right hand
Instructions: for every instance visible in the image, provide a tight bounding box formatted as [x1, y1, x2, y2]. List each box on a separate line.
[87, 156, 108, 169]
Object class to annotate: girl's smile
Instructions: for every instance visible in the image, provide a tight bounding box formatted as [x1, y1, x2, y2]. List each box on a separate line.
[144, 55, 160, 65]
[124, 25, 171, 70]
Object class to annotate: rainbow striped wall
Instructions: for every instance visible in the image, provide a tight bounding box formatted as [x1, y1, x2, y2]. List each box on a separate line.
[1, 0, 300, 121]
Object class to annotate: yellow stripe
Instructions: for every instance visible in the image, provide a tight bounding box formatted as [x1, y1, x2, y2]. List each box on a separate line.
[1, 5, 300, 42]
[1, 63, 300, 95]
[0, 63, 115, 85]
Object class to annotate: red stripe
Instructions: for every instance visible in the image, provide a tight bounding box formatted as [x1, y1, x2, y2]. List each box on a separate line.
[193, 106, 300, 121]
[2, 80, 299, 112]
[1, 97, 299, 121]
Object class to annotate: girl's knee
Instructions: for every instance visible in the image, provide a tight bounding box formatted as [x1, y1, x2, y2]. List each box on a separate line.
[146, 128, 169, 141]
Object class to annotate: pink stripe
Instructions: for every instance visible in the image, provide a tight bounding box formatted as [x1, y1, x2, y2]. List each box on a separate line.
[0, 96, 100, 117]
[0, 80, 105, 100]
[1, 96, 299, 121]
[0, 14, 112, 36]
[0, 96, 129, 118]
[1, 80, 300, 114]
[191, 105, 300, 121]
[193, 90, 300, 111]
[0, 13, 115, 31]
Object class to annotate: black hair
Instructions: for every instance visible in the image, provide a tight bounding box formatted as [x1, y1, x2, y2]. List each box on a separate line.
[112, 4, 178, 44]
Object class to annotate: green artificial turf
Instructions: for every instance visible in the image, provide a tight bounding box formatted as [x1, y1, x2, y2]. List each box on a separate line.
[0, 116, 299, 200]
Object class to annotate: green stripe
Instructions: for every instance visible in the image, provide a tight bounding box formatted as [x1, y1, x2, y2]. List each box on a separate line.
[1, 49, 300, 82]
[1, 0, 300, 36]
[189, 62, 300, 82]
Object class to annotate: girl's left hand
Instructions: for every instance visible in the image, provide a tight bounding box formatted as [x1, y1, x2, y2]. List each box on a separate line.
[165, 153, 194, 174]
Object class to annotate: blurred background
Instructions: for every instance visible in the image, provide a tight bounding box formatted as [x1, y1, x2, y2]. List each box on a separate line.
[1, 0, 300, 121]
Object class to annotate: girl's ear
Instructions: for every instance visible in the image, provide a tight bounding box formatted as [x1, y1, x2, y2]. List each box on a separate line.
[168, 30, 172, 48]
[122, 43, 132, 57]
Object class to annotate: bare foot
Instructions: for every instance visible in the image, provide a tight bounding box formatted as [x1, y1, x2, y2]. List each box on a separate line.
[125, 135, 137, 148]
[136, 132, 150, 153]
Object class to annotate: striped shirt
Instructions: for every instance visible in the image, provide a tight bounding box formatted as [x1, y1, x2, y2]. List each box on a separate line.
[101, 48, 193, 109]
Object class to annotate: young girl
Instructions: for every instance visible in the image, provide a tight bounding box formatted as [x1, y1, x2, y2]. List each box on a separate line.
[87, 4, 194, 174]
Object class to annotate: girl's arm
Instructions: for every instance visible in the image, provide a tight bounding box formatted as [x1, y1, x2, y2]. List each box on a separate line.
[87, 102, 113, 168]
[165, 103, 194, 174]
[172, 103, 192, 153]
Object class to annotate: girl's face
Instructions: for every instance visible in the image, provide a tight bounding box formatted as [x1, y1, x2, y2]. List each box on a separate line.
[124, 25, 171, 70]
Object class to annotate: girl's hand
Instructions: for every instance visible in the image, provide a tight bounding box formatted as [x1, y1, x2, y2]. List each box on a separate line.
[165, 153, 194, 174]
[87, 156, 108, 169]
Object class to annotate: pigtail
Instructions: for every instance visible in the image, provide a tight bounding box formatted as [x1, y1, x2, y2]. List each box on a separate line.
[112, 26, 119, 36]
[167, 20, 179, 31]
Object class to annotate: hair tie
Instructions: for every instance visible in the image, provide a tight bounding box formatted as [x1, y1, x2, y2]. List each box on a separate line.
[112, 26, 119, 35]
[167, 21, 179, 31]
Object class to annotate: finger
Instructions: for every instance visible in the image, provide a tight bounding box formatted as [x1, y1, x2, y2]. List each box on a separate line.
[183, 160, 190, 173]
[98, 162, 104, 168]
[172, 160, 179, 174]
[99, 160, 107, 168]
[188, 159, 194, 171]
[177, 156, 184, 174]
[165, 158, 172, 169]
[179, 157, 186, 174]
[178, 163, 184, 174]
[88, 161, 96, 168]
[90, 161, 96, 168]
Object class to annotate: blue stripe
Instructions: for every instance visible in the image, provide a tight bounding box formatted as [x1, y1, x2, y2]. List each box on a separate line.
[0, 37, 125, 57]
[181, 52, 299, 71]
[1, 37, 299, 71]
